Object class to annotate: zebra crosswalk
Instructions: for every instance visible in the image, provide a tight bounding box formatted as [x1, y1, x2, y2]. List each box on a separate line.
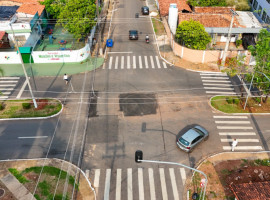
[0, 77, 20, 99]
[200, 72, 236, 95]
[213, 115, 263, 151]
[104, 55, 168, 70]
[86, 167, 187, 200]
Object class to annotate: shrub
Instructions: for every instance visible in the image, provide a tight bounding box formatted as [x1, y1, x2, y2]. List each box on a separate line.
[236, 39, 242, 48]
[0, 103, 4, 110]
[254, 97, 261, 103]
[226, 97, 233, 104]
[233, 98, 240, 104]
[8, 168, 29, 183]
[22, 102, 31, 109]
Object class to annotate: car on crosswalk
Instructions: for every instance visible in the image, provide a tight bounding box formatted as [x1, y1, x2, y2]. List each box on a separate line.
[176, 125, 209, 152]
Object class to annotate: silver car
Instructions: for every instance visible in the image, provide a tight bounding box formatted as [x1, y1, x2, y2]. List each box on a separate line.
[176, 125, 209, 152]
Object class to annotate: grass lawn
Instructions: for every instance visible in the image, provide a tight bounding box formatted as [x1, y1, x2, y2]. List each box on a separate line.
[0, 99, 62, 118]
[211, 96, 270, 113]
[9, 166, 79, 200]
[151, 17, 166, 36]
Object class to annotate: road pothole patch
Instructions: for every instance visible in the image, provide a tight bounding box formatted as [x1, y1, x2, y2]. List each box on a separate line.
[89, 91, 98, 118]
[119, 93, 157, 116]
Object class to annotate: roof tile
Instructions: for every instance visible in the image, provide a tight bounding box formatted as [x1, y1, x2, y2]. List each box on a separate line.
[16, 3, 45, 15]
[158, 0, 192, 17]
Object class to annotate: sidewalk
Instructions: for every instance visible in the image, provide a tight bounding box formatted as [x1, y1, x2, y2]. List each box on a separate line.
[0, 57, 104, 77]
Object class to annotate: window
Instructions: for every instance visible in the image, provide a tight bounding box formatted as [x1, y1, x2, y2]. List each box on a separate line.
[253, 0, 258, 10]
[262, 11, 267, 21]
[267, 0, 270, 4]
[258, 6, 262, 16]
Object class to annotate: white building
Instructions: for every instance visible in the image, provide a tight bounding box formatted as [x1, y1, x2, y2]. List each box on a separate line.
[250, 0, 270, 25]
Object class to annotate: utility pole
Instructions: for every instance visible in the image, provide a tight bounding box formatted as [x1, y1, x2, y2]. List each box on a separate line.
[9, 23, 37, 108]
[221, 9, 238, 69]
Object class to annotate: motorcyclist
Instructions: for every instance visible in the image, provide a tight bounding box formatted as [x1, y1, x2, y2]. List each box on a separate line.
[145, 35, 149, 41]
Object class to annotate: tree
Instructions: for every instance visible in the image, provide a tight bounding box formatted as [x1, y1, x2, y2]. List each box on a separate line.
[57, 0, 96, 39]
[175, 19, 211, 50]
[247, 29, 270, 103]
[40, 0, 65, 19]
[188, 0, 227, 7]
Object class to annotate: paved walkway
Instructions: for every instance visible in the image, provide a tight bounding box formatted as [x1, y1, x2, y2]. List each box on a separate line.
[0, 57, 104, 77]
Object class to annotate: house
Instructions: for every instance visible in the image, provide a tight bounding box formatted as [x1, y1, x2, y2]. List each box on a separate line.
[178, 7, 263, 49]
[0, 31, 11, 48]
[249, 0, 270, 26]
[230, 181, 270, 200]
[158, 0, 191, 16]
[0, 0, 46, 49]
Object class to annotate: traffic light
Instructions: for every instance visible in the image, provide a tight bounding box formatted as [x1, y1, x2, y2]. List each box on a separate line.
[135, 150, 143, 163]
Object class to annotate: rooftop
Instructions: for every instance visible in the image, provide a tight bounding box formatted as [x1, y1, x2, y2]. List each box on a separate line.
[230, 181, 270, 200]
[158, 0, 191, 17]
[16, 3, 45, 15]
[0, 6, 19, 20]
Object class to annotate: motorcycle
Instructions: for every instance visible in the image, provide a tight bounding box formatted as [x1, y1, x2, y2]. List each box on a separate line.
[145, 38, 149, 43]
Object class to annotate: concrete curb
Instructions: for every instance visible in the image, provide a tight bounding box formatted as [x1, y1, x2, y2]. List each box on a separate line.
[209, 95, 270, 115]
[0, 98, 64, 121]
[185, 68, 221, 73]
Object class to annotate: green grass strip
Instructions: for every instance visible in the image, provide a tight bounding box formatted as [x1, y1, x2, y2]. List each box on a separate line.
[8, 168, 29, 184]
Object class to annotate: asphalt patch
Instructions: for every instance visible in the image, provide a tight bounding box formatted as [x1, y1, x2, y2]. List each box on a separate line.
[88, 91, 98, 118]
[119, 93, 157, 116]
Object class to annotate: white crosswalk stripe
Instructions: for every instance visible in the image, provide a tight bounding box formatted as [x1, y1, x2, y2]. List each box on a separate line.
[89, 167, 187, 200]
[213, 114, 263, 151]
[200, 72, 237, 96]
[104, 55, 169, 70]
[0, 77, 20, 99]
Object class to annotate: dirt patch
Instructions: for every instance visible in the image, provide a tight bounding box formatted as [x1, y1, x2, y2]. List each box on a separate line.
[188, 159, 270, 199]
[0, 181, 16, 200]
[162, 51, 219, 72]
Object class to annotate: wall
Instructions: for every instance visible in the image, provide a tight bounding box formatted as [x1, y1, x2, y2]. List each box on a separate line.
[31, 44, 90, 63]
[0, 44, 90, 64]
[163, 18, 251, 64]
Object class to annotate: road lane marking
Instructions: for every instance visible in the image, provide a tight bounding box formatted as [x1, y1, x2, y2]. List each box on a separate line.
[0, 81, 18, 83]
[144, 56, 149, 69]
[138, 168, 144, 200]
[159, 168, 168, 200]
[180, 168, 186, 185]
[1, 92, 11, 95]
[148, 168, 156, 200]
[215, 121, 250, 124]
[109, 57, 113, 69]
[223, 146, 263, 150]
[204, 87, 234, 90]
[121, 56, 124, 69]
[202, 80, 231, 83]
[206, 91, 236, 94]
[203, 83, 232, 86]
[0, 84, 16, 87]
[217, 126, 253, 129]
[139, 56, 143, 69]
[0, 77, 20, 79]
[133, 56, 136, 69]
[104, 169, 111, 200]
[107, 51, 133, 54]
[214, 116, 248, 119]
[169, 168, 179, 200]
[0, 88, 13, 90]
[201, 77, 229, 79]
[163, 62, 167, 68]
[150, 56, 154, 68]
[0, 96, 8, 99]
[155, 56, 161, 68]
[94, 169, 100, 188]
[18, 136, 48, 139]
[116, 169, 121, 200]
[200, 73, 227, 76]
[128, 168, 133, 200]
[127, 56, 130, 69]
[221, 139, 259, 142]
[219, 132, 256, 136]
[115, 56, 119, 69]
[200, 72, 226, 75]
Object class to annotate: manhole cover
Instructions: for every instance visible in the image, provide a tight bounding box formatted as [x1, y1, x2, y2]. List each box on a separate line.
[0, 188, 5, 197]
[119, 93, 157, 116]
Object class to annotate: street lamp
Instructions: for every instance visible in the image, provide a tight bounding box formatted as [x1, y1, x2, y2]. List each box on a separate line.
[221, 9, 238, 69]
[135, 150, 208, 200]
[9, 23, 37, 108]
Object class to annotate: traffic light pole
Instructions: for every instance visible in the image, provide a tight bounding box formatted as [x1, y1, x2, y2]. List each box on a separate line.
[135, 150, 207, 200]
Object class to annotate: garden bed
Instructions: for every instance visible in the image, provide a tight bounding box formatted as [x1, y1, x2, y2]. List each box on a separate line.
[211, 96, 270, 113]
[0, 99, 62, 118]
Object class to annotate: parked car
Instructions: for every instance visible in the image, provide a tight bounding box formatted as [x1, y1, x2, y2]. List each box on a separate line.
[176, 125, 209, 152]
[141, 6, 149, 15]
[129, 30, 138, 40]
